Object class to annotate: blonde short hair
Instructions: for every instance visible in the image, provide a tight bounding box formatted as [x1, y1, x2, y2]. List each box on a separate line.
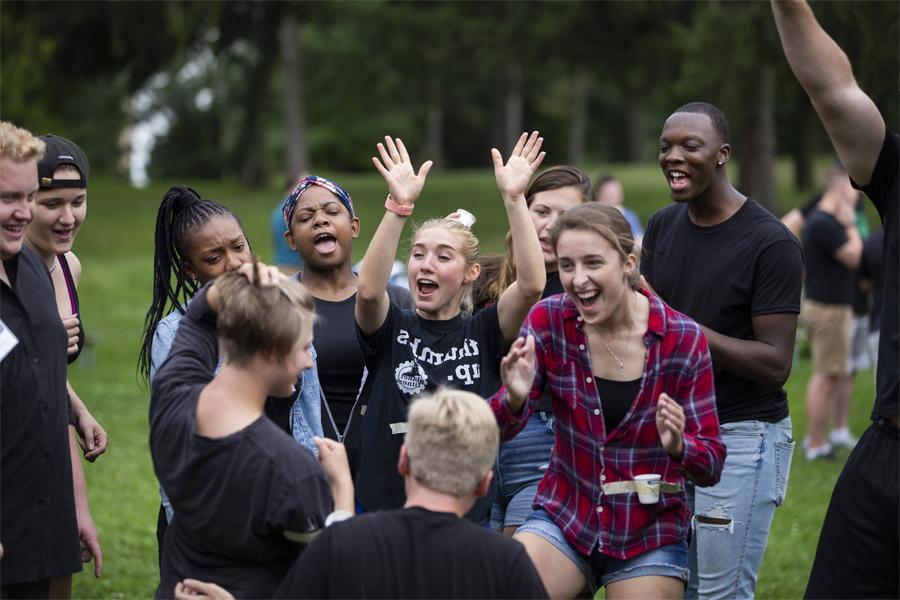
[215, 263, 315, 366]
[0, 122, 45, 162]
[405, 387, 499, 497]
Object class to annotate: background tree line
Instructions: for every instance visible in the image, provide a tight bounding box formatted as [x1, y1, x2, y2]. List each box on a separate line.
[2, 0, 897, 214]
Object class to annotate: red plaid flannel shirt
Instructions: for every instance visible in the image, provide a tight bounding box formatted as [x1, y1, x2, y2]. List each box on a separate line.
[491, 290, 725, 559]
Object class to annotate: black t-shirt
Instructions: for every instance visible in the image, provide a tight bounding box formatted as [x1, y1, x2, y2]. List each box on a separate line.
[860, 228, 884, 331]
[354, 302, 504, 511]
[0, 247, 81, 585]
[150, 287, 334, 599]
[851, 132, 899, 420]
[311, 285, 411, 442]
[641, 198, 802, 424]
[274, 507, 548, 599]
[802, 209, 854, 305]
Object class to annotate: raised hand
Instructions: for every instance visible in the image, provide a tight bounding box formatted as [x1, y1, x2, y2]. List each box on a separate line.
[656, 393, 685, 460]
[63, 314, 80, 355]
[491, 131, 546, 202]
[500, 335, 536, 412]
[372, 136, 433, 207]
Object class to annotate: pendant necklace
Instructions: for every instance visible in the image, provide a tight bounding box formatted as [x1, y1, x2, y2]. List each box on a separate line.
[602, 329, 632, 371]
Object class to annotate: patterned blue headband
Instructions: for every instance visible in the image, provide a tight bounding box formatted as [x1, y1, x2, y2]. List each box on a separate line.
[283, 175, 355, 228]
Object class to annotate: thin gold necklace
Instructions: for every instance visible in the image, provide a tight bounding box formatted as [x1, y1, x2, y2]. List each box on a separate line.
[600, 336, 630, 371]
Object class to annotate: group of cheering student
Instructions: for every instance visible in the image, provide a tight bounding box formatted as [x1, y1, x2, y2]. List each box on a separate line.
[0, 2, 896, 599]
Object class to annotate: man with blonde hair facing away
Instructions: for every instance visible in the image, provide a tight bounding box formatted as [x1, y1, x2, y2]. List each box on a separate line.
[0, 121, 102, 598]
[176, 388, 547, 599]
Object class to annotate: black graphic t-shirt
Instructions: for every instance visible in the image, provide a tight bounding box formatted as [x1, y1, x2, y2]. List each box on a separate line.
[354, 302, 504, 510]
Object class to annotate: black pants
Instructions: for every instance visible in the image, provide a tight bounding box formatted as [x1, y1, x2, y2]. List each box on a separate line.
[0, 579, 50, 599]
[805, 419, 899, 599]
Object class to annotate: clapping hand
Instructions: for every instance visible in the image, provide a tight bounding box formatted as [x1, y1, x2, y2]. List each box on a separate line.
[492, 131, 546, 202]
[656, 393, 685, 460]
[500, 335, 536, 413]
[372, 136, 433, 208]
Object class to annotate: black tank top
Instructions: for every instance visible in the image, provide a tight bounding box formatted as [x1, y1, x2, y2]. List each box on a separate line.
[594, 376, 641, 433]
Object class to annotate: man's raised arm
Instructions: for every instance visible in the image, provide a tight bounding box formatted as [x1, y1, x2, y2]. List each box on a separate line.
[771, 0, 885, 185]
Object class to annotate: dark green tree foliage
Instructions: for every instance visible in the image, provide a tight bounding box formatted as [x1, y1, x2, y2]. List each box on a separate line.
[2, 1, 896, 185]
[0, 1, 202, 173]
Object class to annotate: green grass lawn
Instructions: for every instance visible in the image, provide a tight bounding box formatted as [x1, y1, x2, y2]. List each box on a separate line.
[68, 162, 875, 598]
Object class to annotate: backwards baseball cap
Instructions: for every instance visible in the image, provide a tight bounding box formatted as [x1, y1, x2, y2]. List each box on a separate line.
[283, 175, 355, 228]
[37, 134, 89, 190]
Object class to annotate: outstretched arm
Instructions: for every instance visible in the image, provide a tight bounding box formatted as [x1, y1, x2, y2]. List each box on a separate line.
[771, 0, 885, 185]
[494, 131, 547, 344]
[356, 137, 432, 335]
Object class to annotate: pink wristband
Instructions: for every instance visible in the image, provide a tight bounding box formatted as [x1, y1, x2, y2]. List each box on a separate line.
[384, 194, 414, 216]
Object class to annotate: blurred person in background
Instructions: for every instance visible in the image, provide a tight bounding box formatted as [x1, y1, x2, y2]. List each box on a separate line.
[595, 174, 643, 251]
[800, 163, 863, 460]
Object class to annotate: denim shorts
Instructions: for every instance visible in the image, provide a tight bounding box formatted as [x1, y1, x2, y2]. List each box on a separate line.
[491, 412, 555, 530]
[518, 508, 689, 592]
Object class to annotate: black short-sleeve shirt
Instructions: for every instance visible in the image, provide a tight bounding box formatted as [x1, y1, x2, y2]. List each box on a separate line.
[851, 131, 899, 420]
[150, 287, 333, 599]
[802, 209, 854, 305]
[0, 247, 81, 585]
[274, 507, 548, 599]
[641, 198, 803, 424]
[354, 302, 504, 510]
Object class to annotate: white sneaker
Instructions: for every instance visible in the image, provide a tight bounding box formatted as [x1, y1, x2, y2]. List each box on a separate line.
[805, 443, 836, 461]
[830, 429, 858, 449]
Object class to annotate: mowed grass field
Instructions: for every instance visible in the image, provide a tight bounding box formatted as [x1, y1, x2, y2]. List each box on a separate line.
[67, 160, 877, 598]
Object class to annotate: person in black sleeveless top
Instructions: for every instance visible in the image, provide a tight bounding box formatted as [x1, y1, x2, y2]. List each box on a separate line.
[26, 134, 108, 463]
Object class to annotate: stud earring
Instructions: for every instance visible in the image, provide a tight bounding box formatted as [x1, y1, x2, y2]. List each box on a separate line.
[717, 161, 724, 166]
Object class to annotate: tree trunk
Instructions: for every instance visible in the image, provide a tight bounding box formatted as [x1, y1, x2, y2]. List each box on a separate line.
[738, 66, 780, 215]
[567, 71, 589, 165]
[504, 63, 523, 153]
[238, 4, 283, 187]
[280, 14, 309, 183]
[424, 77, 444, 167]
[624, 95, 648, 162]
[792, 106, 813, 191]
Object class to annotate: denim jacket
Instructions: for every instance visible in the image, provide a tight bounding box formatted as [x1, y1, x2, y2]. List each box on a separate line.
[150, 306, 323, 521]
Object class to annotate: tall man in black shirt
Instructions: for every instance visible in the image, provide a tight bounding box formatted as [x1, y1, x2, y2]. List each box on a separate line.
[0, 122, 102, 598]
[772, 1, 899, 597]
[640, 103, 803, 599]
[801, 165, 863, 460]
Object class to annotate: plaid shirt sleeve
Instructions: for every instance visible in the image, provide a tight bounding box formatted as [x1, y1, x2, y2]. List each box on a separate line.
[671, 328, 726, 486]
[490, 303, 549, 439]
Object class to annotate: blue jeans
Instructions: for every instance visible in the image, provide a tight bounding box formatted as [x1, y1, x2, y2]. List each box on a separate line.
[686, 417, 795, 599]
[519, 508, 689, 592]
[491, 411, 555, 530]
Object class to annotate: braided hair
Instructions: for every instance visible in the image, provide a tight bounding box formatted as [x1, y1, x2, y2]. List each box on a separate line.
[137, 186, 246, 383]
